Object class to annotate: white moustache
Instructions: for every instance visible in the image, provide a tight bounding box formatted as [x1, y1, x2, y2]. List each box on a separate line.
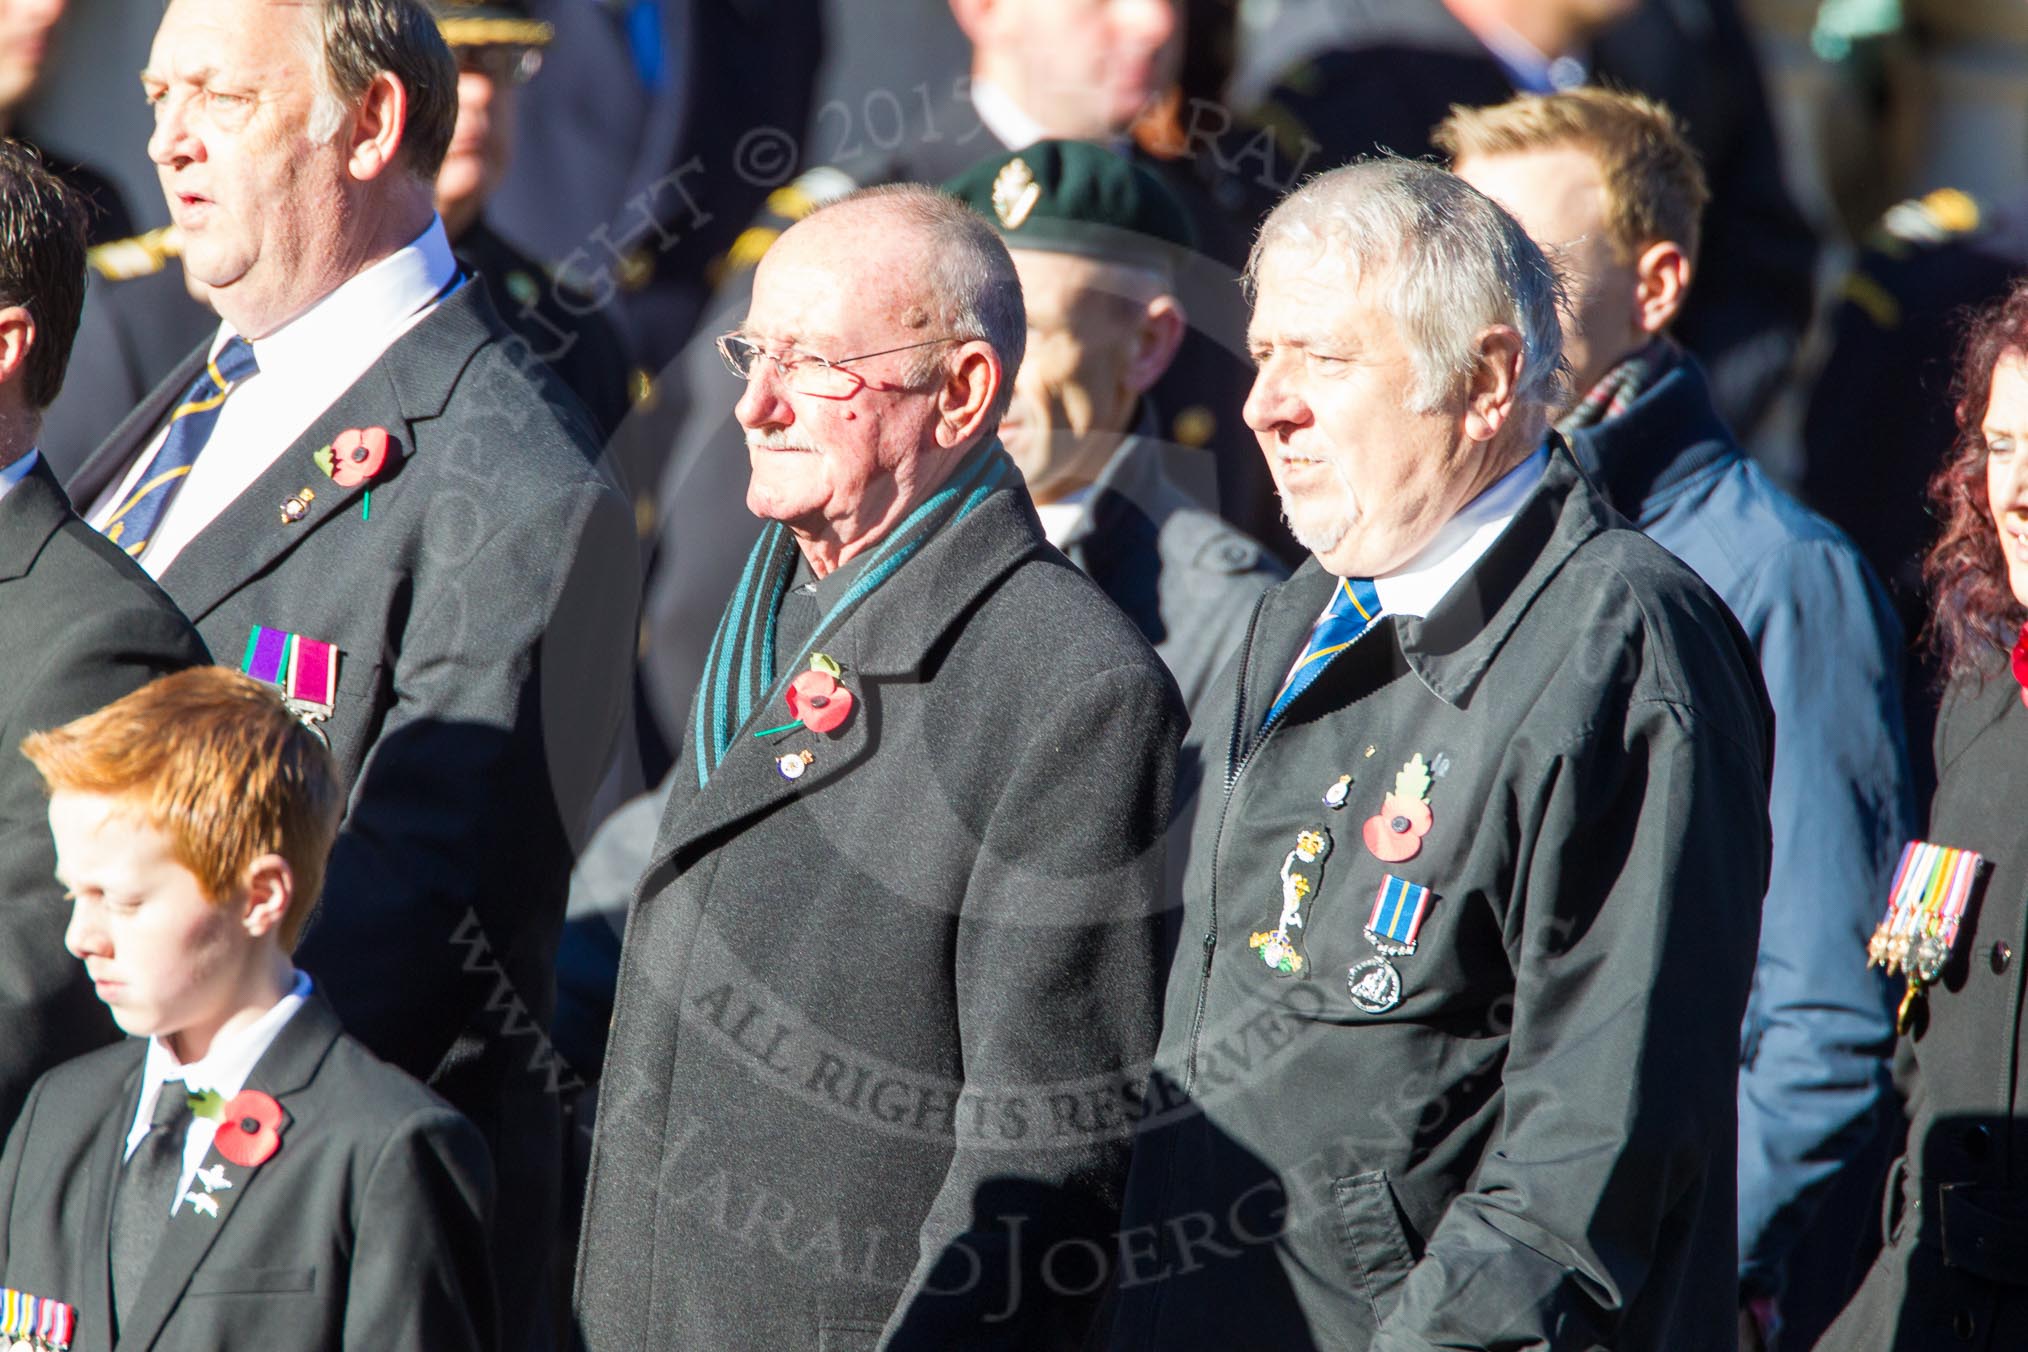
[747, 433, 821, 454]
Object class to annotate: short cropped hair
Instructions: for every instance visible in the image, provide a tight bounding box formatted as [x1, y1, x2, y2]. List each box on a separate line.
[819, 183, 1029, 429]
[21, 668, 346, 950]
[304, 0, 459, 180]
[1246, 157, 1568, 419]
[1432, 88, 1711, 266]
[0, 141, 87, 410]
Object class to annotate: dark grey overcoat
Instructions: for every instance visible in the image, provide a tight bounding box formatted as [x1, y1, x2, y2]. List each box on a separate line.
[1103, 445, 1775, 1350]
[1817, 665, 2028, 1351]
[574, 474, 1185, 1350]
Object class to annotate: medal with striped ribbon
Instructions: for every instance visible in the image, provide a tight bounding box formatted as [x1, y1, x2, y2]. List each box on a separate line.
[1869, 840, 1985, 1031]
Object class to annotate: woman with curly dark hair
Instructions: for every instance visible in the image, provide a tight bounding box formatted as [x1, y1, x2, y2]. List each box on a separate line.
[1818, 281, 2028, 1351]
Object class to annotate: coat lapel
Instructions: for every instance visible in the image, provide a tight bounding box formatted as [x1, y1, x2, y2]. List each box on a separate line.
[62, 1058, 143, 1352]
[67, 343, 209, 511]
[653, 484, 1047, 865]
[120, 283, 500, 626]
[112, 996, 345, 1352]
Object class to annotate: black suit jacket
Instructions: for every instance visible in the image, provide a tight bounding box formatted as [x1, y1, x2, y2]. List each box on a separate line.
[64, 280, 638, 1345]
[0, 994, 496, 1352]
[0, 457, 207, 1133]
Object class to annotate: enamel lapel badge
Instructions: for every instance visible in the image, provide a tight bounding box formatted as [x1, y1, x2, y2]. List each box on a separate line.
[1249, 827, 1332, 977]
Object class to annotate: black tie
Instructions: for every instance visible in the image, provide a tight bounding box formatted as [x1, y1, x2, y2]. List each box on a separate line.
[109, 1083, 192, 1325]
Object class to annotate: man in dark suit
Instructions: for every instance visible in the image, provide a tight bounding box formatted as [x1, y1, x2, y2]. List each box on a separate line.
[63, 2, 636, 1343]
[0, 139, 207, 1135]
[1237, 0, 1817, 440]
[42, 0, 634, 477]
[574, 185, 1184, 1350]
[1, 668, 494, 1352]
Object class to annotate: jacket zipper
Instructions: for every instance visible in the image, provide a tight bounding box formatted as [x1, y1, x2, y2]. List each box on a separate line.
[1183, 590, 1272, 1091]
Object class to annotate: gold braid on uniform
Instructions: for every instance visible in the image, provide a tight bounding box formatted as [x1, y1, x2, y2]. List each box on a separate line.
[86, 226, 183, 282]
[439, 17, 554, 46]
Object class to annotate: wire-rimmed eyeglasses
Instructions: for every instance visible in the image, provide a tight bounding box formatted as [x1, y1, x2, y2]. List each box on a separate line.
[714, 333, 956, 398]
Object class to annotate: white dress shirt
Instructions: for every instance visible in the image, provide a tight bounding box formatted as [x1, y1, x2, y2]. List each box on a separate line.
[88, 218, 461, 576]
[0, 449, 39, 505]
[124, 969, 312, 1216]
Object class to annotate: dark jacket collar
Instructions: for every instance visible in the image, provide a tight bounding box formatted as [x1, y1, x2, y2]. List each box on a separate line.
[1563, 354, 1739, 528]
[0, 454, 75, 583]
[1057, 408, 1172, 556]
[1251, 440, 1614, 720]
[71, 281, 505, 625]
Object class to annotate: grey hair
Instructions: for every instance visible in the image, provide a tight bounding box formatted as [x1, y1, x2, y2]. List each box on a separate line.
[817, 183, 1028, 430]
[298, 0, 459, 180]
[1245, 157, 1568, 422]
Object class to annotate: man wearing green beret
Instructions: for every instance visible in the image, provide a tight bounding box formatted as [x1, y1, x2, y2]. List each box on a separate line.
[945, 141, 1284, 708]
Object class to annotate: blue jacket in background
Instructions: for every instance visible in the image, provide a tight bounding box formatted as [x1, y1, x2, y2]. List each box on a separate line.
[1567, 355, 1915, 1301]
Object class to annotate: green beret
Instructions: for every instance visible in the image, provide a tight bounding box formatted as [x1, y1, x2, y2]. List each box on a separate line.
[942, 140, 1196, 271]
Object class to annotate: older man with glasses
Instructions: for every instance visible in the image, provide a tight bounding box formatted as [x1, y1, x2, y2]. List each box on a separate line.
[574, 183, 1185, 1352]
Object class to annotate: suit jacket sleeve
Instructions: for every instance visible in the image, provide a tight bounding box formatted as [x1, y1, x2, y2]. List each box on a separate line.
[0, 603, 207, 1129]
[341, 1106, 499, 1352]
[1374, 695, 1772, 1349]
[883, 661, 1184, 1349]
[299, 475, 637, 1080]
[1733, 539, 1910, 1294]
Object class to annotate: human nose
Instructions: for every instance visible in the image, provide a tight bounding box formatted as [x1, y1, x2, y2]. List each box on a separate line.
[147, 89, 199, 169]
[734, 355, 793, 430]
[1243, 356, 1308, 435]
[64, 894, 108, 964]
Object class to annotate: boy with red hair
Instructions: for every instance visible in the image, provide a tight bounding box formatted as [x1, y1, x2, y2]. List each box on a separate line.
[0, 668, 496, 1352]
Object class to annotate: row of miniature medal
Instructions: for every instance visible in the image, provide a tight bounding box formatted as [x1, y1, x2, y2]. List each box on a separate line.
[1869, 840, 1986, 1032]
[0, 1290, 74, 1352]
[1250, 753, 1442, 1013]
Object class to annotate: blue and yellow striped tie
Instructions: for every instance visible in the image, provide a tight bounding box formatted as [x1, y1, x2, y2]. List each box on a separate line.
[101, 335, 259, 558]
[1264, 575, 1383, 728]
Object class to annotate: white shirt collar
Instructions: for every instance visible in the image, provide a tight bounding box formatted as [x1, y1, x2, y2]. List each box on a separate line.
[133, 969, 312, 1127]
[969, 77, 1054, 153]
[218, 215, 457, 374]
[0, 449, 38, 504]
[1371, 442, 1549, 619]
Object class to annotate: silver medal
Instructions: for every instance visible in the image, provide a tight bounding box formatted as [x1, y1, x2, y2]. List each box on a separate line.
[1347, 955, 1403, 1013]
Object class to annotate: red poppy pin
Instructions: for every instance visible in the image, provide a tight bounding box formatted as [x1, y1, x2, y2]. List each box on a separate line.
[188, 1087, 286, 1168]
[2012, 623, 2028, 710]
[314, 426, 399, 520]
[1363, 754, 1434, 863]
[755, 653, 856, 740]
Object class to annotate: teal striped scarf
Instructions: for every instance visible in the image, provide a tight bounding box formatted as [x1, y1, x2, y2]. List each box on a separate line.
[690, 442, 1014, 786]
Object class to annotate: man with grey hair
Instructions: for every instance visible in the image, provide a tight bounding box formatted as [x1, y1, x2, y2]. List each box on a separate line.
[574, 183, 1184, 1351]
[62, 1, 636, 1342]
[1102, 157, 1774, 1350]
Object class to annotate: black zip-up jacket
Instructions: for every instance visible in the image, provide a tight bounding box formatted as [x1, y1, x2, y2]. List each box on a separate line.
[1106, 444, 1774, 1350]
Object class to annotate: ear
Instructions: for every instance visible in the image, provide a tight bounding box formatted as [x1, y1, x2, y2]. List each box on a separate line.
[935, 340, 1001, 449]
[345, 70, 411, 183]
[0, 305, 36, 394]
[1123, 294, 1187, 397]
[1462, 325, 1525, 444]
[237, 853, 296, 941]
[1631, 239, 1690, 336]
